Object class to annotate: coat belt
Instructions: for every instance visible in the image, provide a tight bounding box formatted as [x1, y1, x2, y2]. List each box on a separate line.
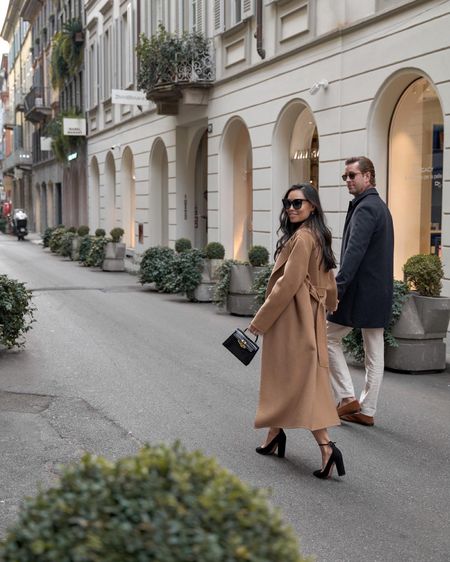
[306, 279, 328, 368]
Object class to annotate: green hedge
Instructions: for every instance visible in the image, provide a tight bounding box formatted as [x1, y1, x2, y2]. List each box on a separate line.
[0, 443, 309, 562]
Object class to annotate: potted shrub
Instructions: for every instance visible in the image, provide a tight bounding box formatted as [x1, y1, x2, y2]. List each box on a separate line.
[175, 237, 192, 253]
[186, 241, 226, 302]
[0, 443, 307, 561]
[83, 232, 108, 268]
[0, 274, 36, 350]
[42, 226, 56, 248]
[164, 248, 204, 298]
[103, 227, 126, 272]
[48, 225, 66, 254]
[139, 246, 176, 291]
[343, 280, 409, 363]
[71, 225, 89, 261]
[78, 234, 93, 265]
[222, 245, 270, 316]
[384, 254, 450, 373]
[59, 227, 77, 259]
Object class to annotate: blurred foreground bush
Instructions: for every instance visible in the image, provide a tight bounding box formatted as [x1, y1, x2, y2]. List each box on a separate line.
[0, 443, 309, 562]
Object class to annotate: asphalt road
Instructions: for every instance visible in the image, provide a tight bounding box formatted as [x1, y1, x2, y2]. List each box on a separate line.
[1, 234, 449, 562]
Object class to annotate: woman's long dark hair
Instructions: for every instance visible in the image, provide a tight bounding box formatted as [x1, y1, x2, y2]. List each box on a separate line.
[274, 183, 337, 271]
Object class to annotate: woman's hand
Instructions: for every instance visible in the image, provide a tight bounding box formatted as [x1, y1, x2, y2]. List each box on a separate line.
[247, 324, 262, 336]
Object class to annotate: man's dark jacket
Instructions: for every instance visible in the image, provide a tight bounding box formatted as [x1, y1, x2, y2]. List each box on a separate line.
[327, 187, 394, 329]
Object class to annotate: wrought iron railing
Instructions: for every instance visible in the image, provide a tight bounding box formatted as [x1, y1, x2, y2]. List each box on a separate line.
[24, 86, 51, 113]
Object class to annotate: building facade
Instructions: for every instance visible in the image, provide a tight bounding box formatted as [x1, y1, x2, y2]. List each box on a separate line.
[83, 0, 449, 291]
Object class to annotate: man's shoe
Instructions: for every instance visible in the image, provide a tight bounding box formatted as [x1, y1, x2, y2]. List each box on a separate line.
[337, 399, 361, 417]
[340, 412, 374, 426]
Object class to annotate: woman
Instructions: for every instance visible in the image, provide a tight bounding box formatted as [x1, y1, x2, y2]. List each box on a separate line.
[248, 184, 345, 479]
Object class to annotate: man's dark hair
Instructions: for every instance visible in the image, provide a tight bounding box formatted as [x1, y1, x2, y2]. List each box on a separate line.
[345, 156, 376, 186]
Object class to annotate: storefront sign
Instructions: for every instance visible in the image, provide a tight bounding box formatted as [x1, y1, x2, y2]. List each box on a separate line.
[63, 118, 86, 136]
[112, 89, 151, 106]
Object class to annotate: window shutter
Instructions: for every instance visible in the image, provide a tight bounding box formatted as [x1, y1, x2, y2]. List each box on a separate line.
[196, 0, 205, 33]
[113, 18, 120, 88]
[213, 0, 224, 34]
[241, 0, 255, 20]
[98, 35, 103, 103]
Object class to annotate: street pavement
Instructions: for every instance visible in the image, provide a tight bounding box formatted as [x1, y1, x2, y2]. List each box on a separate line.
[1, 233, 449, 562]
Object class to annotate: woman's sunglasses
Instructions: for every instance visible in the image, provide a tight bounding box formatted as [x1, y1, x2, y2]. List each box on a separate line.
[282, 198, 305, 210]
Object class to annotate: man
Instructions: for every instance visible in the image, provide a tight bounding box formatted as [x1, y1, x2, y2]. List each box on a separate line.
[327, 156, 394, 426]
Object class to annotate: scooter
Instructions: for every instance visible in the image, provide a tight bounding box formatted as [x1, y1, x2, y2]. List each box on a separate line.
[11, 209, 28, 241]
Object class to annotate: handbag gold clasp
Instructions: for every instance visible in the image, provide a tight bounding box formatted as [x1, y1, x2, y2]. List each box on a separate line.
[238, 338, 247, 349]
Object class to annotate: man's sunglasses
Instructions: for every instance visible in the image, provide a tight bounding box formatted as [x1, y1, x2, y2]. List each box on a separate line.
[341, 171, 362, 181]
[282, 198, 304, 210]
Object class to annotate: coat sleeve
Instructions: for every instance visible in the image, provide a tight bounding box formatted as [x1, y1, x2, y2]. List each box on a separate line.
[325, 270, 338, 312]
[251, 231, 314, 334]
[336, 204, 377, 300]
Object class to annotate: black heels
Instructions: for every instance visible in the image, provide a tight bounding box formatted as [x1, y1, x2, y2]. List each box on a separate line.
[255, 429, 286, 458]
[313, 441, 345, 479]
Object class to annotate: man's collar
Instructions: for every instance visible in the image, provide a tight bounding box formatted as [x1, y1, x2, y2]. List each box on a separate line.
[351, 186, 377, 205]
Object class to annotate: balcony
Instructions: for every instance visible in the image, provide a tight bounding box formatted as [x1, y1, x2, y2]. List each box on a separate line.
[3, 108, 15, 129]
[2, 148, 32, 173]
[14, 89, 26, 112]
[24, 86, 52, 123]
[137, 31, 215, 115]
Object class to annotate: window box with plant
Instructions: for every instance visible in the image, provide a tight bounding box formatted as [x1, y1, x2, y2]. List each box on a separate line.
[50, 19, 84, 89]
[384, 254, 450, 373]
[44, 110, 84, 164]
[136, 25, 215, 115]
[103, 228, 126, 272]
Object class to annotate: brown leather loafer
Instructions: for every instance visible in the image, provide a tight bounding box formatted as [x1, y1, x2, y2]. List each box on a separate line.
[337, 399, 361, 417]
[340, 412, 374, 426]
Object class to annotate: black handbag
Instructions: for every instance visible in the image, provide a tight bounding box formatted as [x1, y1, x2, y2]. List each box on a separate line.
[222, 328, 259, 366]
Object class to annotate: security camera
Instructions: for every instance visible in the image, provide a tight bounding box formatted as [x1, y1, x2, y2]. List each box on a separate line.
[111, 144, 121, 151]
[309, 79, 329, 95]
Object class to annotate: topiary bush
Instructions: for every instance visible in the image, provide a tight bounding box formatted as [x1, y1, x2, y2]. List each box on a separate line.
[139, 246, 176, 291]
[84, 235, 108, 267]
[0, 443, 308, 562]
[42, 226, 56, 248]
[0, 274, 36, 349]
[78, 235, 93, 264]
[343, 280, 409, 362]
[248, 245, 270, 267]
[175, 237, 192, 253]
[77, 225, 90, 237]
[49, 226, 66, 253]
[59, 231, 76, 258]
[163, 248, 203, 295]
[403, 253, 443, 297]
[95, 228, 106, 238]
[204, 241, 225, 260]
[110, 227, 125, 243]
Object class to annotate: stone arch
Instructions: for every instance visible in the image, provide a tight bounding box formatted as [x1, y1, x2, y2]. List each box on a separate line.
[272, 99, 319, 251]
[219, 117, 253, 260]
[368, 68, 444, 278]
[90, 156, 100, 231]
[104, 151, 116, 234]
[148, 137, 169, 247]
[120, 146, 136, 248]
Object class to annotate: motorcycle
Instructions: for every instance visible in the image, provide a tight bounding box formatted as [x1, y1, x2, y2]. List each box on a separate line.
[11, 209, 28, 241]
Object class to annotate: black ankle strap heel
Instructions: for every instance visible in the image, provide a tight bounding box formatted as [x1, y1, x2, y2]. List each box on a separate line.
[314, 441, 345, 479]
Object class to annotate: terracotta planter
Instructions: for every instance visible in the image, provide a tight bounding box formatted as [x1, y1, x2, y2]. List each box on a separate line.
[102, 242, 126, 272]
[385, 293, 450, 373]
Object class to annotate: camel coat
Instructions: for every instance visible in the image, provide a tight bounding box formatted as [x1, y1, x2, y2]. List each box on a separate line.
[252, 228, 340, 431]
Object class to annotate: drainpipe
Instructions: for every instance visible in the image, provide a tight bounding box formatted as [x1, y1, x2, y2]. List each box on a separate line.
[255, 0, 266, 60]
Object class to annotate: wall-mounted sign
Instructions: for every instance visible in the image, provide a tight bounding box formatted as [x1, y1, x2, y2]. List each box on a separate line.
[40, 136, 52, 151]
[112, 89, 151, 107]
[63, 117, 86, 136]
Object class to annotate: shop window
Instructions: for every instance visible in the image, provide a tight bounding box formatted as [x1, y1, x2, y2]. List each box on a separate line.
[388, 78, 443, 279]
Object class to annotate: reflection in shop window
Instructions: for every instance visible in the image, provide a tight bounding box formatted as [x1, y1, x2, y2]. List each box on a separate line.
[388, 78, 443, 279]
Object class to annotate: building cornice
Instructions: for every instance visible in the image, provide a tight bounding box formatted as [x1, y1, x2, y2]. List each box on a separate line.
[21, 0, 43, 23]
